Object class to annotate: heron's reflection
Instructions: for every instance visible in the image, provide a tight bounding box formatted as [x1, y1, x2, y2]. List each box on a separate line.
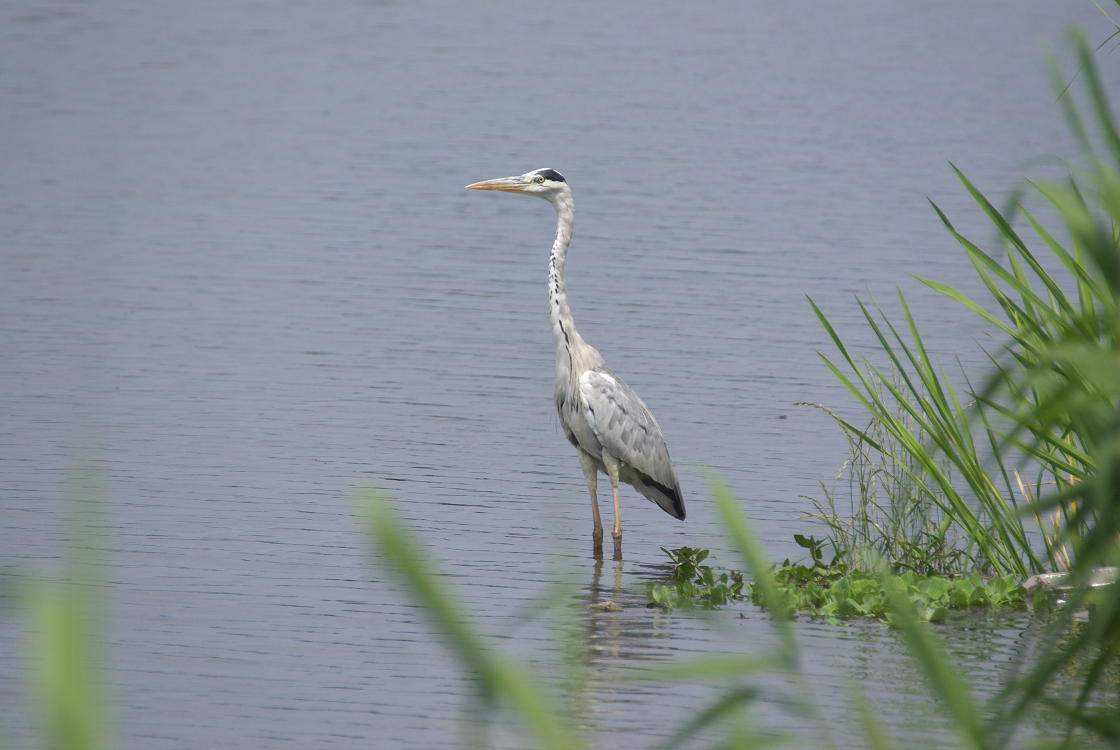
[557, 555, 684, 732]
[580, 556, 676, 660]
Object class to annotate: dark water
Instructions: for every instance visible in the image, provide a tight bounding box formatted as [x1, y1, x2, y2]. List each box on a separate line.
[1, 1, 1112, 747]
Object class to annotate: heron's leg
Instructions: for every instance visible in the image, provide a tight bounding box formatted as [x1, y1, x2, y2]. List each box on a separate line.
[578, 451, 603, 557]
[602, 454, 623, 561]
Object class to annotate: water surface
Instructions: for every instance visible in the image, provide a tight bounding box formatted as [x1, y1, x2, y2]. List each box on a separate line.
[1, 1, 1112, 747]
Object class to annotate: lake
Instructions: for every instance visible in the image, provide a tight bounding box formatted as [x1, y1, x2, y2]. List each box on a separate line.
[1, 1, 1113, 747]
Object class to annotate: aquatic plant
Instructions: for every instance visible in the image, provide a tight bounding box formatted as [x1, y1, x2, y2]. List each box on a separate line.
[646, 546, 746, 611]
[360, 490, 586, 750]
[800, 397, 976, 577]
[807, 28, 1120, 580]
[647, 543, 1026, 624]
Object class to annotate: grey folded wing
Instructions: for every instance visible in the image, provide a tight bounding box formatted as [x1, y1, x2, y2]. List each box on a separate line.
[578, 367, 685, 519]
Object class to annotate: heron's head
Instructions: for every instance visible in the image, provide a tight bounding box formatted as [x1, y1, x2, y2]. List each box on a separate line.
[465, 168, 569, 201]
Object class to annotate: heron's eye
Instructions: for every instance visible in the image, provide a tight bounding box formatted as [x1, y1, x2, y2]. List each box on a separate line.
[535, 175, 546, 184]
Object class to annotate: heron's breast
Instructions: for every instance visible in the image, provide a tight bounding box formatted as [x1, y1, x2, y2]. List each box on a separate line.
[557, 396, 601, 456]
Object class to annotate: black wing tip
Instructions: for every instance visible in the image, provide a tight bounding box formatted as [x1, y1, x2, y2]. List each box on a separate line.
[663, 481, 686, 520]
[661, 480, 686, 520]
[638, 473, 686, 520]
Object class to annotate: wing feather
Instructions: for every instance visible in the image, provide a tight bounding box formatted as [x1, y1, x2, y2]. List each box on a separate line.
[578, 368, 685, 519]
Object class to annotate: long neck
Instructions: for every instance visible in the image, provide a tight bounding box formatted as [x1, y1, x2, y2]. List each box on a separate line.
[548, 191, 581, 355]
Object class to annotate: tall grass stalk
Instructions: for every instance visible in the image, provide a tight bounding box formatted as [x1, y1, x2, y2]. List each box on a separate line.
[808, 293, 1040, 576]
[710, 477, 836, 749]
[801, 399, 972, 575]
[877, 568, 989, 750]
[27, 580, 108, 750]
[981, 29, 1120, 741]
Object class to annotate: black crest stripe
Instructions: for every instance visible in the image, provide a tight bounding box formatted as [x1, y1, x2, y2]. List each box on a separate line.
[534, 168, 566, 183]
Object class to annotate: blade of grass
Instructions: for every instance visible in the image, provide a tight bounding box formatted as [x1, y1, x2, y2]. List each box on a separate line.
[652, 687, 764, 750]
[357, 490, 584, 750]
[27, 581, 108, 750]
[709, 477, 840, 750]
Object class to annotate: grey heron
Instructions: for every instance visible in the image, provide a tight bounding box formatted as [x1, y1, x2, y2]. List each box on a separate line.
[466, 168, 685, 559]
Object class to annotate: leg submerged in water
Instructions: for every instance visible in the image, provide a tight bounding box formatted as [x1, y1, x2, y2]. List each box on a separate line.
[579, 451, 604, 558]
[603, 454, 622, 561]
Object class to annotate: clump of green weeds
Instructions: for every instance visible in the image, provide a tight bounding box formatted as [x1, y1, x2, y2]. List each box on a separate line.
[646, 546, 745, 612]
[763, 555, 1026, 624]
[649, 542, 1027, 625]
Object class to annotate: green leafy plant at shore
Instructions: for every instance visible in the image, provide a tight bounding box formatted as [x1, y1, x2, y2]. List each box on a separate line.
[646, 546, 745, 612]
[647, 542, 1027, 625]
[763, 564, 1026, 625]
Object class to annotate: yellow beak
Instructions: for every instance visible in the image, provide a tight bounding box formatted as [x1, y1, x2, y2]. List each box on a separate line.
[465, 176, 528, 191]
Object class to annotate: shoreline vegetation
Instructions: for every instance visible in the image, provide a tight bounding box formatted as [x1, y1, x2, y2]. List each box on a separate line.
[646, 18, 1119, 631]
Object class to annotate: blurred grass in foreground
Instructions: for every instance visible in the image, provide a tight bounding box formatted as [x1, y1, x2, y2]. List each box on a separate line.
[358, 490, 586, 750]
[20, 477, 113, 750]
[362, 469, 1116, 747]
[359, 481, 1032, 748]
[27, 579, 108, 750]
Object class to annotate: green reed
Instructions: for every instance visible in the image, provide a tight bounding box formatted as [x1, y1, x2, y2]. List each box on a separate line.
[807, 28, 1119, 579]
[800, 397, 976, 576]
